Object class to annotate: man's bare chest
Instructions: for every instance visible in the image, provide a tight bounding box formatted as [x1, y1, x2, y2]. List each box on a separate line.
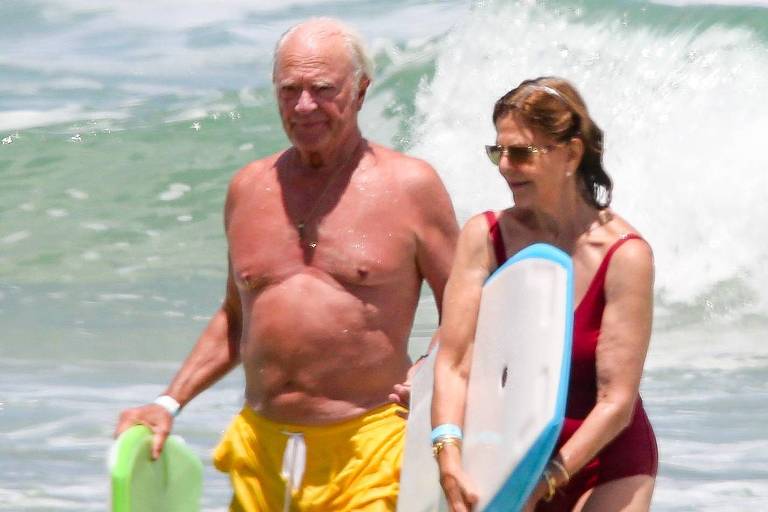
[226, 190, 417, 291]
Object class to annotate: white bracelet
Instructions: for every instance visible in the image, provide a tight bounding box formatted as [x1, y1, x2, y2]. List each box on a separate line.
[153, 395, 181, 417]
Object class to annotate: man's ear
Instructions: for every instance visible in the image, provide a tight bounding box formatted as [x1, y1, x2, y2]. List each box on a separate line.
[356, 76, 371, 110]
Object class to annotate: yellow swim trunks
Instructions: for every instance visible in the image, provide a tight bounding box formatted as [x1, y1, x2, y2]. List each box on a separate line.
[213, 403, 406, 512]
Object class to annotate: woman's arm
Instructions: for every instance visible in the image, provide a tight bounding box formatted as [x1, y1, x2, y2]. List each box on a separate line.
[530, 238, 655, 504]
[432, 213, 495, 511]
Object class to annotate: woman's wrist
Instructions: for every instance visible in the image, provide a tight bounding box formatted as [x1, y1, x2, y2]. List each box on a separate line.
[537, 457, 572, 502]
[435, 443, 463, 473]
[548, 458, 571, 485]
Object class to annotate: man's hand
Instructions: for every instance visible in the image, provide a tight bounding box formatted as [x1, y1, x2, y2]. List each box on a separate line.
[114, 404, 174, 459]
[388, 382, 412, 408]
[388, 354, 430, 413]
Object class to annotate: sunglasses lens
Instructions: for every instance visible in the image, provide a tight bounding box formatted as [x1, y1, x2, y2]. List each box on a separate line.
[485, 145, 535, 166]
[506, 146, 532, 164]
[485, 145, 501, 165]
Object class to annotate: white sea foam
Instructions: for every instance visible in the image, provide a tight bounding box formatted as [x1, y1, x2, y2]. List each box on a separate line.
[0, 489, 92, 511]
[49, 77, 104, 90]
[46, 208, 69, 218]
[66, 188, 89, 200]
[412, 0, 768, 309]
[158, 182, 192, 201]
[654, 479, 768, 512]
[163, 108, 209, 124]
[1, 231, 31, 244]
[653, 0, 768, 5]
[0, 106, 127, 131]
[116, 265, 144, 274]
[80, 222, 107, 231]
[97, 293, 142, 301]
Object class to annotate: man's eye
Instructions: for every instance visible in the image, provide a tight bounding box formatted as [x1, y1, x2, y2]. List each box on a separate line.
[313, 84, 334, 94]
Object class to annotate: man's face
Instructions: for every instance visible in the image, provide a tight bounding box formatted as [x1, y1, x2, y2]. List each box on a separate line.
[274, 34, 366, 155]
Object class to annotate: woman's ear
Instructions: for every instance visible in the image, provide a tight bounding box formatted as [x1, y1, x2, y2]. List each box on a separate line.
[565, 137, 584, 177]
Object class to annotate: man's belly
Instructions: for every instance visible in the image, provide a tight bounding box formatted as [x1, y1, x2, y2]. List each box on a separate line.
[238, 276, 414, 424]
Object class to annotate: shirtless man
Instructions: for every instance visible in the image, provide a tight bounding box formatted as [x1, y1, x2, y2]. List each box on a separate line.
[115, 18, 458, 511]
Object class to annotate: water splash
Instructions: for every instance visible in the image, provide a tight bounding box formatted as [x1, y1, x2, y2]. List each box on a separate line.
[412, 0, 768, 316]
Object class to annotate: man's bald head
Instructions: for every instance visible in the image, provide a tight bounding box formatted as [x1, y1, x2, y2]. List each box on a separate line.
[272, 18, 374, 86]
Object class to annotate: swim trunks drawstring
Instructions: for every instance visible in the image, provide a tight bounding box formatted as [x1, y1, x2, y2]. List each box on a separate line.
[281, 432, 307, 512]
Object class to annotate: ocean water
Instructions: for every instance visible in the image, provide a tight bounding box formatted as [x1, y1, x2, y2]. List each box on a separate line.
[1, 0, 767, 510]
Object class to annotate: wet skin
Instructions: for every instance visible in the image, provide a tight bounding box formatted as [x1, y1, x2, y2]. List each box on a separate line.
[227, 142, 455, 424]
[115, 22, 457, 448]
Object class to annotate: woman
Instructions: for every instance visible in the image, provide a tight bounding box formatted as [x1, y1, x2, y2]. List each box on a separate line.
[432, 77, 657, 512]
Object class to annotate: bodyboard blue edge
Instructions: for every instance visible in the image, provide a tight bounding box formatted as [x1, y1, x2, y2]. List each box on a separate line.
[397, 242, 573, 512]
[483, 243, 574, 511]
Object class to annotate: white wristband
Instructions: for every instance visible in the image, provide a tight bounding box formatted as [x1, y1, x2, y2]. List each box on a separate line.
[153, 395, 181, 417]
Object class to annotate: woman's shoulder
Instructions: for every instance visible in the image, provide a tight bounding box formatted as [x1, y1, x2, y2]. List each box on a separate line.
[461, 208, 524, 237]
[460, 210, 498, 240]
[598, 211, 652, 254]
[596, 211, 654, 283]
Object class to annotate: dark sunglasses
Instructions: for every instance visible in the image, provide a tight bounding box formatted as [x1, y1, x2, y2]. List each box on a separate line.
[485, 143, 562, 166]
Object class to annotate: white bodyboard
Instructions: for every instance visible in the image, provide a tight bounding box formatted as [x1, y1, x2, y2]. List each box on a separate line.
[398, 243, 573, 512]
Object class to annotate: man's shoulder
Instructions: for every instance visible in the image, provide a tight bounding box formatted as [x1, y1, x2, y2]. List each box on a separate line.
[369, 143, 443, 190]
[369, 143, 455, 229]
[228, 150, 284, 190]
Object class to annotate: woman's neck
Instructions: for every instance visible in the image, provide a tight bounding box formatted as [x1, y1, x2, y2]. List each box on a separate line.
[524, 192, 601, 252]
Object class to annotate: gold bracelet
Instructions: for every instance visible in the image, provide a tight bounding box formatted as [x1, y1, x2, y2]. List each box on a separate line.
[432, 437, 462, 458]
[549, 459, 571, 485]
[542, 469, 557, 502]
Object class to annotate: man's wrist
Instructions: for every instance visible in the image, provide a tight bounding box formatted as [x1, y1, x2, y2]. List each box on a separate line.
[153, 395, 181, 417]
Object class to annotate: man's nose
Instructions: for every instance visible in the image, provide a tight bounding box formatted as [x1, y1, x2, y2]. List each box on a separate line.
[295, 89, 317, 112]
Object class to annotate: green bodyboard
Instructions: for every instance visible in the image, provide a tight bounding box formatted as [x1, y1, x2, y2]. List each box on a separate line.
[110, 425, 204, 512]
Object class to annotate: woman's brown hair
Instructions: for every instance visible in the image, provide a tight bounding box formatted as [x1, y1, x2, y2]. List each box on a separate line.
[492, 77, 612, 209]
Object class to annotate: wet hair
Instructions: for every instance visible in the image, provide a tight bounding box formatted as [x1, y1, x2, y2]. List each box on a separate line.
[492, 77, 612, 209]
[272, 17, 374, 86]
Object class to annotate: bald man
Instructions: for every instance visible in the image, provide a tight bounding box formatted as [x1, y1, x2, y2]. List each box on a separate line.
[115, 18, 458, 511]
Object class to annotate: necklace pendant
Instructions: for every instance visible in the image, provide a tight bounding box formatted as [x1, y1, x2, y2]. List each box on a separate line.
[296, 222, 317, 248]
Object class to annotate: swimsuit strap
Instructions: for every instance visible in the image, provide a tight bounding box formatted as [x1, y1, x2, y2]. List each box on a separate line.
[600, 233, 644, 275]
[483, 210, 507, 266]
[579, 233, 645, 309]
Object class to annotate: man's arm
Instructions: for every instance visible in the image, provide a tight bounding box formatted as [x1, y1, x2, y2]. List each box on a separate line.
[161, 261, 242, 406]
[114, 262, 242, 458]
[114, 178, 244, 458]
[409, 159, 459, 315]
[389, 158, 458, 407]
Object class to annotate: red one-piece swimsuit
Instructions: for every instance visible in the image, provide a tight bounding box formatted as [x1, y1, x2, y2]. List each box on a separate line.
[482, 211, 658, 511]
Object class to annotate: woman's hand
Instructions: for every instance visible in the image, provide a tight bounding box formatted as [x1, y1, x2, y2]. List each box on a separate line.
[522, 476, 549, 512]
[437, 446, 479, 512]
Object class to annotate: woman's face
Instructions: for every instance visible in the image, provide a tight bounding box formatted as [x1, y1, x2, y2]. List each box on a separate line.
[493, 113, 573, 209]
